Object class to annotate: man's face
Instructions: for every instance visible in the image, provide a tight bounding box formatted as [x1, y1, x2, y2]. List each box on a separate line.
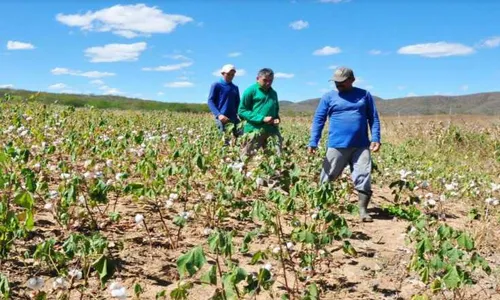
[222, 70, 236, 83]
[257, 75, 273, 90]
[335, 77, 354, 92]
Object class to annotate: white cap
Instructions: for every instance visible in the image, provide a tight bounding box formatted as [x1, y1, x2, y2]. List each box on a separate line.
[221, 64, 236, 74]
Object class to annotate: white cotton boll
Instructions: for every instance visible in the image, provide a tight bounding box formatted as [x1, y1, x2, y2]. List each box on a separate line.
[311, 213, 318, 220]
[106, 159, 113, 167]
[246, 171, 253, 178]
[272, 246, 280, 254]
[19, 130, 28, 137]
[68, 269, 83, 280]
[44, 202, 53, 210]
[83, 160, 92, 169]
[94, 171, 103, 178]
[169, 193, 179, 201]
[205, 193, 214, 201]
[52, 277, 67, 289]
[286, 242, 294, 250]
[493, 199, 500, 206]
[49, 190, 58, 199]
[111, 286, 127, 299]
[83, 172, 92, 179]
[33, 163, 41, 171]
[106, 179, 114, 186]
[263, 263, 272, 271]
[60, 173, 71, 180]
[203, 228, 213, 236]
[27, 277, 44, 290]
[256, 177, 264, 186]
[319, 249, 326, 256]
[164, 200, 173, 209]
[117, 135, 124, 141]
[445, 184, 455, 191]
[41, 142, 46, 148]
[115, 173, 125, 181]
[78, 195, 85, 204]
[135, 214, 144, 224]
[48, 165, 57, 172]
[426, 199, 436, 207]
[440, 194, 446, 202]
[491, 183, 500, 192]
[425, 193, 433, 199]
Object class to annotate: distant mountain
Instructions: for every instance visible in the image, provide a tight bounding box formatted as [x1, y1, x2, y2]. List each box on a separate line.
[280, 92, 500, 116]
[2, 87, 499, 116]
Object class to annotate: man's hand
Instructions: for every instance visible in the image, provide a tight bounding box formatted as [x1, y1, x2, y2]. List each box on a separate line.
[370, 142, 381, 152]
[273, 118, 280, 125]
[307, 146, 317, 154]
[263, 116, 274, 124]
[218, 114, 229, 124]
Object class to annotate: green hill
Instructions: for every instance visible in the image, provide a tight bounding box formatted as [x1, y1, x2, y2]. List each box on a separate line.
[2, 88, 500, 116]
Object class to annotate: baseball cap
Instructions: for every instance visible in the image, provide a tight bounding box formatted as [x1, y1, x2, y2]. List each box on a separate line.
[221, 64, 236, 74]
[329, 66, 354, 82]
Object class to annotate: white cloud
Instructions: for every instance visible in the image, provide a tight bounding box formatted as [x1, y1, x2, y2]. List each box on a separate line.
[98, 85, 124, 95]
[228, 52, 242, 57]
[55, 4, 193, 38]
[157, 92, 165, 96]
[59, 89, 81, 94]
[90, 79, 105, 85]
[165, 54, 191, 60]
[142, 62, 193, 71]
[289, 20, 309, 30]
[275, 72, 295, 79]
[328, 65, 338, 70]
[397, 42, 475, 58]
[313, 46, 341, 56]
[164, 81, 194, 88]
[397, 85, 406, 90]
[369, 49, 382, 55]
[0, 84, 14, 88]
[7, 41, 35, 50]
[51, 67, 115, 78]
[212, 68, 246, 77]
[85, 42, 147, 62]
[406, 92, 418, 97]
[461, 84, 469, 91]
[478, 36, 500, 48]
[48, 83, 67, 90]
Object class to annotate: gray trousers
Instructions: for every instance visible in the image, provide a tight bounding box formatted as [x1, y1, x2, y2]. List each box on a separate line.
[241, 131, 283, 157]
[320, 147, 372, 193]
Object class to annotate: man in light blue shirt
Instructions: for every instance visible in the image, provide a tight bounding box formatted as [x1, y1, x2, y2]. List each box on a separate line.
[308, 67, 381, 222]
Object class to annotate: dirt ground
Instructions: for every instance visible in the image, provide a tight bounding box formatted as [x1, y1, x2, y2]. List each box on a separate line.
[3, 183, 500, 300]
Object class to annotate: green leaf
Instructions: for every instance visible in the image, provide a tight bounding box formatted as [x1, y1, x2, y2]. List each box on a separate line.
[134, 282, 143, 296]
[430, 278, 442, 293]
[14, 191, 34, 209]
[176, 246, 207, 278]
[442, 266, 461, 289]
[342, 241, 357, 257]
[457, 233, 474, 251]
[155, 290, 167, 299]
[92, 255, 115, 286]
[250, 250, 267, 265]
[200, 265, 217, 285]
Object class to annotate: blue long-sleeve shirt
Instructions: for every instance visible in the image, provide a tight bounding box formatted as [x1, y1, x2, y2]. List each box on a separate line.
[207, 79, 240, 122]
[309, 87, 381, 149]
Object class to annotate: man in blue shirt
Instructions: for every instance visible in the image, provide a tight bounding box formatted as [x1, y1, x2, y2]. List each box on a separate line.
[207, 64, 241, 144]
[308, 67, 381, 222]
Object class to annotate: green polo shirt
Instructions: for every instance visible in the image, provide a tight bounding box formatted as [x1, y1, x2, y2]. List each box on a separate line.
[238, 83, 280, 134]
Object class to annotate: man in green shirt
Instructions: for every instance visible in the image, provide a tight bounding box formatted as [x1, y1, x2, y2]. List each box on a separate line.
[238, 68, 282, 157]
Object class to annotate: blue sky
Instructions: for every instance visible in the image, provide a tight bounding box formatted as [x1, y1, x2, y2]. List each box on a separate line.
[1, 0, 499, 103]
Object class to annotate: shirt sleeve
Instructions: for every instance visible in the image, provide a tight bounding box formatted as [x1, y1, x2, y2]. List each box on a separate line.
[238, 87, 265, 124]
[207, 82, 221, 117]
[308, 94, 330, 148]
[366, 91, 381, 143]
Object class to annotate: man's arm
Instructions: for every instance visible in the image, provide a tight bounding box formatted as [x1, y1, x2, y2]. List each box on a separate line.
[207, 83, 221, 118]
[308, 94, 330, 148]
[238, 87, 266, 124]
[366, 92, 381, 144]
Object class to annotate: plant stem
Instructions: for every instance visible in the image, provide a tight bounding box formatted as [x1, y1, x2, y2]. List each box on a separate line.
[157, 204, 175, 249]
[275, 214, 291, 298]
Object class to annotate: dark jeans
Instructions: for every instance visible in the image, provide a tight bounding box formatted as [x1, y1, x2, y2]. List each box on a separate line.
[215, 119, 242, 144]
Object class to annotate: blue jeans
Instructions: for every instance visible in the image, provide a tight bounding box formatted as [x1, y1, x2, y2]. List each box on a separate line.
[320, 147, 372, 193]
[215, 119, 242, 143]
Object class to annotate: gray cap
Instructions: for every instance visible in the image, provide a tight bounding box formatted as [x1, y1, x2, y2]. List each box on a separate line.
[329, 66, 354, 82]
